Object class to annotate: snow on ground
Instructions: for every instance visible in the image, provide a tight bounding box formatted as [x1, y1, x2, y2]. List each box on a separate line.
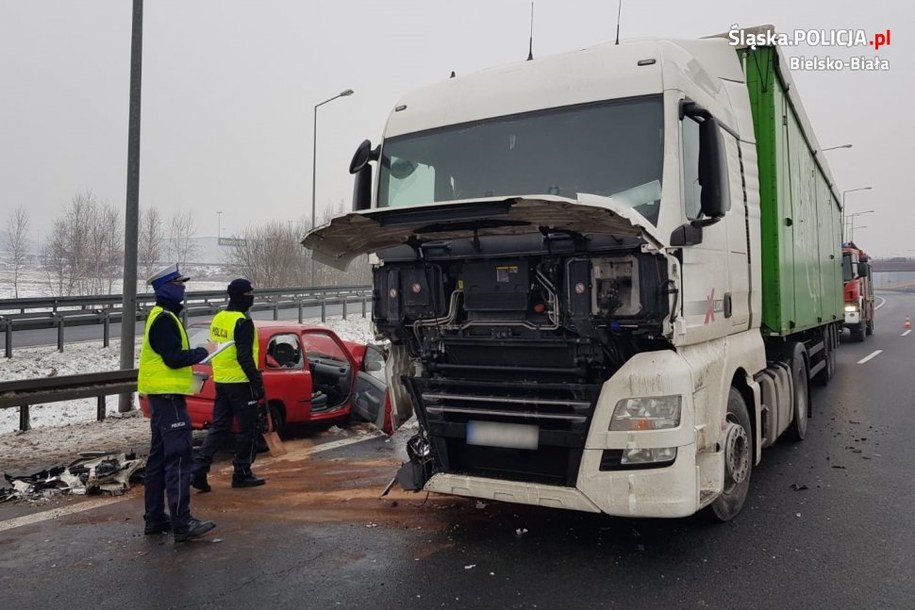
[0, 267, 233, 302]
[0, 315, 374, 472]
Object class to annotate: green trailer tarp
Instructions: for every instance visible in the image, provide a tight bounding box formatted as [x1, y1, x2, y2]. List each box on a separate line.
[741, 46, 843, 337]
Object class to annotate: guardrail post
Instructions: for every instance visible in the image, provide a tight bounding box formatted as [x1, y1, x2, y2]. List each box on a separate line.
[19, 404, 31, 431]
[273, 301, 279, 321]
[343, 299, 348, 320]
[103, 310, 110, 347]
[321, 301, 326, 323]
[362, 298, 367, 318]
[297, 299, 303, 323]
[97, 395, 106, 421]
[181, 308, 188, 327]
[2, 318, 10, 359]
[56, 315, 65, 352]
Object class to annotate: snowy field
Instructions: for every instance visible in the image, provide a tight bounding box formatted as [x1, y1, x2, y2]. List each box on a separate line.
[0, 315, 375, 472]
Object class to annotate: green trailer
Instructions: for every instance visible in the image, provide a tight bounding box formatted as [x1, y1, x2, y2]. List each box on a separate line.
[741, 46, 844, 338]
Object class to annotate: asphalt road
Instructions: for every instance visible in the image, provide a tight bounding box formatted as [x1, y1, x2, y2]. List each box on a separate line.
[8, 303, 355, 350]
[1, 292, 913, 609]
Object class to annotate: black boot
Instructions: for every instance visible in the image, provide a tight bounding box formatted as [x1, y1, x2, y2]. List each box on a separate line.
[173, 517, 216, 542]
[144, 516, 172, 535]
[191, 471, 211, 493]
[231, 471, 266, 488]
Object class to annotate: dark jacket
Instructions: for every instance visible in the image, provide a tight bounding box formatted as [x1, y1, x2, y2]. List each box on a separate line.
[149, 298, 209, 368]
[227, 303, 264, 393]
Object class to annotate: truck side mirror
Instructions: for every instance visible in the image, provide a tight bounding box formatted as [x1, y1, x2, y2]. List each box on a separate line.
[698, 116, 726, 219]
[680, 101, 727, 221]
[349, 140, 380, 212]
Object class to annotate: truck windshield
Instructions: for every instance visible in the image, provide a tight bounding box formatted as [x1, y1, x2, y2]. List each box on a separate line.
[378, 95, 664, 225]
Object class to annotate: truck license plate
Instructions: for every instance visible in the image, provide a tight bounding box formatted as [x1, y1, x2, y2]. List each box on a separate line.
[466, 421, 539, 450]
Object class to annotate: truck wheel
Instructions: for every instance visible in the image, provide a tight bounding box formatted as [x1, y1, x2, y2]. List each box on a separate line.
[865, 318, 874, 336]
[785, 342, 809, 442]
[813, 326, 836, 386]
[851, 322, 865, 342]
[709, 388, 753, 522]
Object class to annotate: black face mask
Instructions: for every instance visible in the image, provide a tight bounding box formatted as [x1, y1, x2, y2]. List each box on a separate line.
[231, 294, 255, 311]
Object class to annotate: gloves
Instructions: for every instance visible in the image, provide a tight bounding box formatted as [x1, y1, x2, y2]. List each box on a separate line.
[251, 382, 266, 402]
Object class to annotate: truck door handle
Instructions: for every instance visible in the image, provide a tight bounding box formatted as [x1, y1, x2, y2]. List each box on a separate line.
[724, 293, 733, 319]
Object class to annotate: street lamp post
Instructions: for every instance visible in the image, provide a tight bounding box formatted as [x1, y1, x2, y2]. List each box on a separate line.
[845, 210, 874, 242]
[310, 88, 354, 285]
[819, 144, 853, 153]
[841, 186, 872, 210]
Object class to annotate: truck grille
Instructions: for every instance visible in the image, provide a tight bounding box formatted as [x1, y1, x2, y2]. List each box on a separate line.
[405, 377, 601, 486]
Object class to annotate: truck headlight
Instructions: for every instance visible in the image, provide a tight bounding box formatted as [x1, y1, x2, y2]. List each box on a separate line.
[610, 396, 682, 431]
[844, 305, 858, 312]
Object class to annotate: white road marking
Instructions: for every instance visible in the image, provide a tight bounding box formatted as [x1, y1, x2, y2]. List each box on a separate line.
[0, 496, 129, 534]
[903, 330, 912, 337]
[875, 296, 887, 310]
[857, 350, 883, 365]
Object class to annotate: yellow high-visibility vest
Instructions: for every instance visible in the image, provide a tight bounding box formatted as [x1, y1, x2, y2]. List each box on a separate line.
[138, 306, 194, 395]
[209, 310, 259, 383]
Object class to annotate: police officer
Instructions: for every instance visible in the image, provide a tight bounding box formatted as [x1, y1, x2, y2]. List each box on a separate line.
[140, 264, 216, 543]
[192, 278, 267, 490]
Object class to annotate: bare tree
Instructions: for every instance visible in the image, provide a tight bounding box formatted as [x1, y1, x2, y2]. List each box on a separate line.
[86, 202, 123, 294]
[229, 208, 371, 289]
[41, 191, 97, 296]
[168, 209, 198, 267]
[6, 206, 30, 299]
[138, 206, 164, 289]
[228, 220, 309, 288]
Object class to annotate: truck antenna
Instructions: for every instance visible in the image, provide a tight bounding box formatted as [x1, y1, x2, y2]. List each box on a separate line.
[615, 0, 623, 45]
[527, 2, 534, 61]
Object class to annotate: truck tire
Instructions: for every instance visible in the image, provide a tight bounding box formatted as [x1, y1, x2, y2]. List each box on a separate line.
[865, 317, 874, 336]
[709, 388, 753, 522]
[851, 322, 865, 342]
[784, 342, 809, 442]
[813, 325, 836, 386]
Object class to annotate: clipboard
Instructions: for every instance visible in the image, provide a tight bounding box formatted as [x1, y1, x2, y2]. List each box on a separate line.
[202, 341, 234, 364]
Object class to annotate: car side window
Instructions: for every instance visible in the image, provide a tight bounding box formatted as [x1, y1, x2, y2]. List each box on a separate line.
[265, 333, 303, 369]
[301, 332, 348, 362]
[363, 344, 386, 382]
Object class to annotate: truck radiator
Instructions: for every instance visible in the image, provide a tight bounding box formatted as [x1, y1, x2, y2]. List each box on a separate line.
[405, 377, 601, 486]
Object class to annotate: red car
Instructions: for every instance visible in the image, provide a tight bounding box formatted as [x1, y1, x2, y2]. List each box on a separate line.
[140, 321, 391, 435]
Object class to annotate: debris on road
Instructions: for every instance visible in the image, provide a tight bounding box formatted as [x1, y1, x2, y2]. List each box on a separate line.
[1, 452, 145, 502]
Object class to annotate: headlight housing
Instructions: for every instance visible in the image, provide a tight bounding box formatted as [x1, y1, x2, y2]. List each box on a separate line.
[844, 304, 858, 312]
[610, 395, 682, 431]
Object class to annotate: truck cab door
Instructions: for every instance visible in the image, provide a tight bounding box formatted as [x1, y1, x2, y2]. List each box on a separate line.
[677, 112, 734, 343]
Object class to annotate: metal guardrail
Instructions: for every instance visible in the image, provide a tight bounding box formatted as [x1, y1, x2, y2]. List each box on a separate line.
[0, 370, 138, 431]
[0, 286, 373, 358]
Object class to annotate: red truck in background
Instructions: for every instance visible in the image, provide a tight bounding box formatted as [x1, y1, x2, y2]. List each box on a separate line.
[842, 242, 876, 341]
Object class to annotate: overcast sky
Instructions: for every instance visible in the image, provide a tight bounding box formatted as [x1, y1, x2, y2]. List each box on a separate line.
[0, 1, 909, 256]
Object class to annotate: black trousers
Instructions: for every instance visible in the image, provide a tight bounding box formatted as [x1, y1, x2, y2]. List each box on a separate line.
[144, 394, 193, 529]
[193, 382, 259, 476]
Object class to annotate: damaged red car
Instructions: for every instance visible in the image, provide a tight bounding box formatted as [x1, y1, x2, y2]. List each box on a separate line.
[140, 321, 391, 435]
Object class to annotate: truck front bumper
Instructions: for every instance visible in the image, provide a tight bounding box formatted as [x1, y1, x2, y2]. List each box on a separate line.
[844, 310, 861, 325]
[424, 442, 701, 518]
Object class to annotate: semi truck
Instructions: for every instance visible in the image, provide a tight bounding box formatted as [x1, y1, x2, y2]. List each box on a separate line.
[842, 241, 876, 341]
[304, 25, 844, 520]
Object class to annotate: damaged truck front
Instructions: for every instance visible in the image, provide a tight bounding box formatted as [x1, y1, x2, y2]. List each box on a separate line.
[305, 30, 843, 521]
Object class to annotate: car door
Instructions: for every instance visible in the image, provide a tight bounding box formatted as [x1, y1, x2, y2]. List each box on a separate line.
[351, 344, 389, 430]
[263, 332, 311, 424]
